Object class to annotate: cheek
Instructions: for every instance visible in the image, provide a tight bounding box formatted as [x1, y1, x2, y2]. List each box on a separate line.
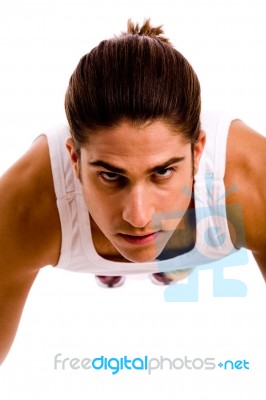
[79, 179, 100, 214]
[170, 171, 193, 202]
[165, 180, 193, 220]
[82, 183, 118, 224]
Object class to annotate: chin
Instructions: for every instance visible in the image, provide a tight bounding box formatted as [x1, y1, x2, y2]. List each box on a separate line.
[114, 237, 170, 263]
[118, 248, 160, 263]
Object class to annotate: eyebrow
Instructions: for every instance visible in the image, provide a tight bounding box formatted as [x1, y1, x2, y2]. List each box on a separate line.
[87, 156, 185, 175]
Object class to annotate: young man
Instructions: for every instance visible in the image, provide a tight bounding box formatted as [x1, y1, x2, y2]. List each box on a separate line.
[0, 19, 265, 364]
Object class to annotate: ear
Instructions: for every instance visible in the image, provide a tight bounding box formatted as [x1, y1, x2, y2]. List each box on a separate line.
[193, 130, 206, 175]
[65, 137, 81, 180]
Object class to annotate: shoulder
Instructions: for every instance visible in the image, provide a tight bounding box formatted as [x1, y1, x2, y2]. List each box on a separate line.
[0, 135, 61, 273]
[224, 120, 266, 274]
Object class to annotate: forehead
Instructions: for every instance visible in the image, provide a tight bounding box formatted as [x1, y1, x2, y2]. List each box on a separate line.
[81, 121, 190, 162]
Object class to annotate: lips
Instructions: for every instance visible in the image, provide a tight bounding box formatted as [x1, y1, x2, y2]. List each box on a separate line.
[119, 231, 159, 245]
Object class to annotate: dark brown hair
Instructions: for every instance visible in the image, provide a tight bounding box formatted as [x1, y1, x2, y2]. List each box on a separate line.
[65, 19, 201, 153]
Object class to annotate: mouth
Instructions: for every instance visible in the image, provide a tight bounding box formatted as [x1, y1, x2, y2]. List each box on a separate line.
[118, 231, 160, 245]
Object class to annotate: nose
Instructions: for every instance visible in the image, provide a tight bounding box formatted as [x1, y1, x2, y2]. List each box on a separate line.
[122, 185, 155, 228]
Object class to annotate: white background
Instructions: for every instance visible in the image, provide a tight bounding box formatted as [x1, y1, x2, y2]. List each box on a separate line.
[0, 0, 265, 399]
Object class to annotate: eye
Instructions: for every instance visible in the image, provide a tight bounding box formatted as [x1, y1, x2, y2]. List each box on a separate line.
[153, 168, 174, 179]
[100, 171, 120, 181]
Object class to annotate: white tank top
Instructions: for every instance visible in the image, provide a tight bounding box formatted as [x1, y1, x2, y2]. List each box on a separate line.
[45, 111, 239, 276]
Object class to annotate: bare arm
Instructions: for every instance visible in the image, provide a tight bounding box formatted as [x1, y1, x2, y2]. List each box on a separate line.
[0, 136, 61, 364]
[252, 252, 266, 282]
[225, 120, 266, 281]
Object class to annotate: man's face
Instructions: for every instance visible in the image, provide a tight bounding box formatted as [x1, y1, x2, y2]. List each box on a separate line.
[67, 121, 205, 262]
